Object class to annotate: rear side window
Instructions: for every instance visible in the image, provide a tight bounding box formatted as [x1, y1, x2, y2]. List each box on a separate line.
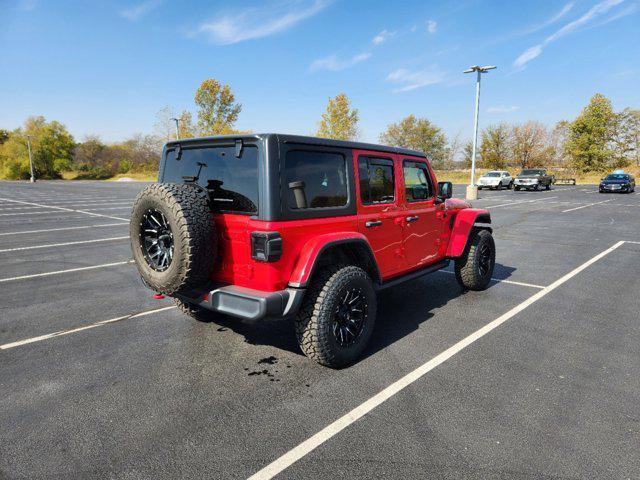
[285, 150, 348, 209]
[163, 145, 258, 214]
[358, 157, 395, 204]
[403, 160, 433, 202]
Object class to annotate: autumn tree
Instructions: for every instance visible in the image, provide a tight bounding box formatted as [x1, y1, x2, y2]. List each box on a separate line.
[462, 141, 474, 168]
[177, 110, 196, 139]
[316, 93, 359, 141]
[511, 121, 550, 168]
[565, 93, 616, 172]
[194, 79, 242, 135]
[612, 108, 640, 167]
[379, 114, 447, 167]
[479, 123, 510, 169]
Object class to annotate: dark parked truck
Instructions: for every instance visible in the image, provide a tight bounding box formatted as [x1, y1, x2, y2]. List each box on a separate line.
[513, 168, 553, 191]
[130, 134, 495, 368]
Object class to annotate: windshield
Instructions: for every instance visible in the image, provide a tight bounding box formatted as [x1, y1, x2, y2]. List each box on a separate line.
[605, 174, 628, 181]
[483, 172, 501, 177]
[521, 169, 544, 176]
[162, 144, 259, 214]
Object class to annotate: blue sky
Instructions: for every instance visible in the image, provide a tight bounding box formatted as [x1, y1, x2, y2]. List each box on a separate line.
[1, 0, 639, 144]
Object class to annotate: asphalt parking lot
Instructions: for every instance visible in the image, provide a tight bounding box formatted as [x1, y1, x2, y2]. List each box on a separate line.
[1, 180, 639, 479]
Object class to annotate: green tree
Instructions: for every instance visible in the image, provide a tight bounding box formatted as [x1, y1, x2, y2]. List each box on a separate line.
[316, 93, 359, 141]
[194, 79, 242, 135]
[479, 123, 510, 169]
[379, 114, 447, 167]
[566, 93, 616, 172]
[0, 129, 9, 145]
[0, 116, 75, 179]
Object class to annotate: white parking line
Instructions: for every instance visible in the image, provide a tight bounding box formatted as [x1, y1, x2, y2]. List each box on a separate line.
[0, 236, 128, 253]
[0, 210, 59, 216]
[483, 196, 557, 209]
[247, 240, 626, 480]
[0, 223, 128, 236]
[0, 260, 134, 283]
[561, 199, 611, 213]
[82, 206, 132, 211]
[438, 270, 544, 289]
[0, 306, 176, 350]
[0, 197, 128, 221]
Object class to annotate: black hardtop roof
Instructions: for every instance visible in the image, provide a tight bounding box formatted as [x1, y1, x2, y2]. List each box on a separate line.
[165, 133, 426, 158]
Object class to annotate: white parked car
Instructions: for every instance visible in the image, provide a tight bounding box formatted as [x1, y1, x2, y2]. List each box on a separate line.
[477, 171, 513, 190]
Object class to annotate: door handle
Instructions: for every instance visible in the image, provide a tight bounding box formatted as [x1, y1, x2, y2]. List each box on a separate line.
[365, 220, 382, 228]
[406, 216, 419, 223]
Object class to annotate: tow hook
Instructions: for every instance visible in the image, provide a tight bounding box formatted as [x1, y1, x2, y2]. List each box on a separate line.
[153, 293, 165, 300]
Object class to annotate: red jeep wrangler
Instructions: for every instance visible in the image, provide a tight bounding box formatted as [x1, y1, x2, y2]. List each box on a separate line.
[130, 134, 494, 368]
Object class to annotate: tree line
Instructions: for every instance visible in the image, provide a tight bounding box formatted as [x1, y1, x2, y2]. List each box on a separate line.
[1, 80, 638, 180]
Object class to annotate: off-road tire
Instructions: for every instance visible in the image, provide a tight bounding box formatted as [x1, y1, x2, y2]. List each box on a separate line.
[455, 229, 495, 291]
[130, 183, 216, 295]
[174, 298, 219, 323]
[514, 186, 520, 191]
[295, 265, 377, 368]
[508, 181, 513, 189]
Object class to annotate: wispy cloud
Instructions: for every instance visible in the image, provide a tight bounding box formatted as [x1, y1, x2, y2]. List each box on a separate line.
[119, 0, 162, 21]
[310, 52, 371, 71]
[372, 29, 395, 45]
[514, 0, 631, 68]
[487, 105, 519, 113]
[387, 67, 445, 93]
[427, 20, 437, 34]
[519, 2, 574, 35]
[194, 0, 330, 45]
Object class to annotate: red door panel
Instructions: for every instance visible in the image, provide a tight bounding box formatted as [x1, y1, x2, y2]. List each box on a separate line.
[400, 158, 443, 269]
[353, 150, 406, 279]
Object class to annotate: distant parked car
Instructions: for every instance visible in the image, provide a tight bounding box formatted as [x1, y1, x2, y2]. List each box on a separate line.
[514, 169, 553, 191]
[477, 171, 513, 190]
[599, 172, 635, 193]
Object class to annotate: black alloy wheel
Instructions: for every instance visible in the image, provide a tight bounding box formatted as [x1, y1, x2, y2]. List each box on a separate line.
[477, 242, 492, 278]
[332, 287, 367, 346]
[139, 209, 174, 271]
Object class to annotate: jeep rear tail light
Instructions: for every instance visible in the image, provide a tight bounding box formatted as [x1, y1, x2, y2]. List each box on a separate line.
[251, 231, 282, 262]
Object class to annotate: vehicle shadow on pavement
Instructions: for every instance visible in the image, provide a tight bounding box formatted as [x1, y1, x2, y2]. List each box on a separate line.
[205, 263, 516, 359]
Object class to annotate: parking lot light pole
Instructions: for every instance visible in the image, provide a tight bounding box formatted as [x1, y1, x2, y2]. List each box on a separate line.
[27, 135, 35, 183]
[170, 118, 180, 140]
[464, 65, 496, 200]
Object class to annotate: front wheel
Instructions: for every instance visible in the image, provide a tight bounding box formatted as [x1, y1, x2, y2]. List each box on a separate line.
[295, 265, 377, 368]
[455, 229, 495, 291]
[514, 186, 520, 191]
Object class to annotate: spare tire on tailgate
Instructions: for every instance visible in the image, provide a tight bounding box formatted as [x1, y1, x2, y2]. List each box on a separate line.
[130, 183, 216, 295]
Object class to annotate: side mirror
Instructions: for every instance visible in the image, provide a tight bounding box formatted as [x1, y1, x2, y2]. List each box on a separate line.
[437, 181, 453, 200]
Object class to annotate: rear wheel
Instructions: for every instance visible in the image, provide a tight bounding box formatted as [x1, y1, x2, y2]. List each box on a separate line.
[455, 229, 495, 291]
[295, 265, 377, 368]
[508, 181, 513, 189]
[545, 182, 551, 190]
[514, 186, 520, 191]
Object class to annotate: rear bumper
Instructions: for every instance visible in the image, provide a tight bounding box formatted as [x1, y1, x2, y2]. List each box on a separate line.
[175, 285, 305, 321]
